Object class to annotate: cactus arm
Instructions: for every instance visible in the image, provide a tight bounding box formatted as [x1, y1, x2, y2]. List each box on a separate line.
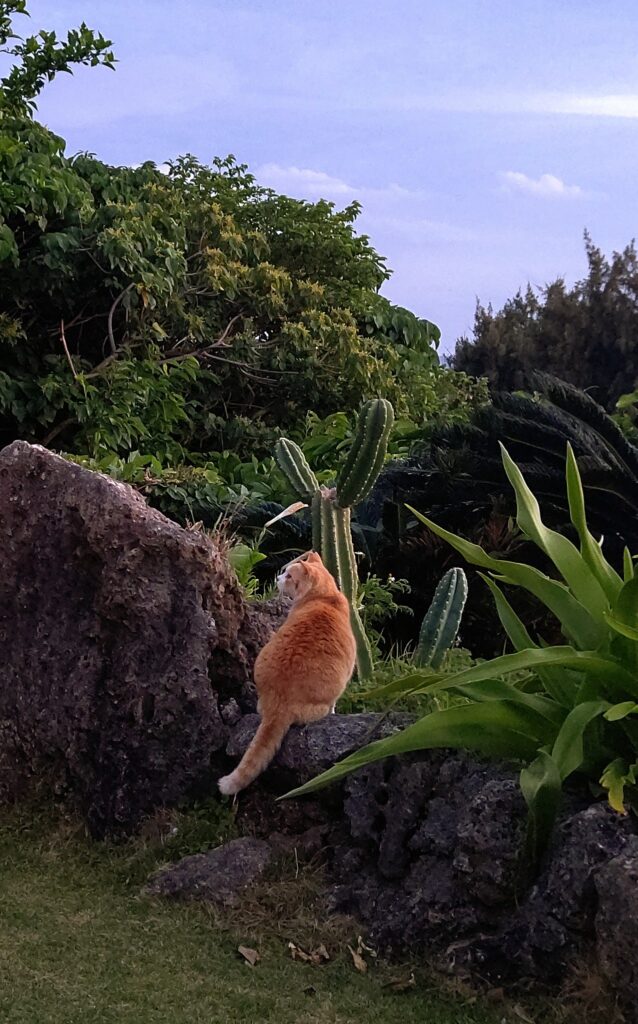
[336, 399, 394, 508]
[319, 491, 339, 579]
[350, 605, 375, 680]
[311, 490, 323, 552]
[274, 438, 320, 501]
[415, 567, 468, 669]
[334, 504, 374, 678]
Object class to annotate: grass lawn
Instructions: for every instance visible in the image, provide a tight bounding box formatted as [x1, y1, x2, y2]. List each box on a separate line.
[0, 799, 600, 1024]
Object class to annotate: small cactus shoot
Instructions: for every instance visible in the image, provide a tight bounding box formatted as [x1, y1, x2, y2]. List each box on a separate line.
[415, 567, 468, 669]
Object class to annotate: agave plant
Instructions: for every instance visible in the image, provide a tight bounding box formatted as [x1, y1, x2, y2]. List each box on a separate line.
[285, 443, 638, 864]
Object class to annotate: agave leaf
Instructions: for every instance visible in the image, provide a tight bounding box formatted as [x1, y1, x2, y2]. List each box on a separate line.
[500, 443, 610, 622]
[606, 576, 638, 670]
[480, 574, 535, 650]
[415, 646, 635, 700]
[565, 444, 623, 602]
[360, 672, 441, 703]
[605, 615, 638, 642]
[480, 574, 575, 706]
[520, 750, 562, 865]
[407, 506, 605, 650]
[370, 646, 636, 709]
[612, 576, 638, 629]
[551, 701, 609, 780]
[282, 702, 546, 799]
[452, 677, 566, 728]
[623, 547, 634, 582]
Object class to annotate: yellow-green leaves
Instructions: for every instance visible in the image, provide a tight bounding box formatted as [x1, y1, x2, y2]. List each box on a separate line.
[600, 758, 638, 814]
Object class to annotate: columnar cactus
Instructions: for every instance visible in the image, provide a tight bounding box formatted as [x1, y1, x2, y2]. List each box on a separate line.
[415, 567, 468, 669]
[274, 398, 394, 679]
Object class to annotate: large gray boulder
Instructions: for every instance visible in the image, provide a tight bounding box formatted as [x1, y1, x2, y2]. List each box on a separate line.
[0, 441, 280, 836]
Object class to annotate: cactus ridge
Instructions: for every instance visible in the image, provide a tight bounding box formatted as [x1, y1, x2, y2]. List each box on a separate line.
[336, 398, 394, 508]
[274, 438, 319, 501]
[415, 567, 468, 669]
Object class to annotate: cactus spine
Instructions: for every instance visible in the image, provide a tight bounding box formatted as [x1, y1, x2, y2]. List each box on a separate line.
[274, 399, 394, 679]
[415, 567, 468, 669]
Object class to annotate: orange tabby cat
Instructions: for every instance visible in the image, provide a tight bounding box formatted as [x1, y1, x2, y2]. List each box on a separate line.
[218, 551, 356, 796]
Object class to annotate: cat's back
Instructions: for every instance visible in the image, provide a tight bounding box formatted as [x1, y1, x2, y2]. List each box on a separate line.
[257, 593, 355, 680]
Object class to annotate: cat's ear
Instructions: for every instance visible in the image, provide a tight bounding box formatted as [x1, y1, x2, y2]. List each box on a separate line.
[288, 562, 309, 581]
[306, 551, 323, 564]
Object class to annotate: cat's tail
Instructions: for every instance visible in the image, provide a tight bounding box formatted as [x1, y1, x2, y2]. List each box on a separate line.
[218, 714, 292, 796]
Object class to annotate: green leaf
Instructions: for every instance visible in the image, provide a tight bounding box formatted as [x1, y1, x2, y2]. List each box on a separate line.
[612, 576, 638, 632]
[605, 615, 638, 642]
[282, 701, 546, 799]
[228, 543, 266, 586]
[604, 701, 638, 722]
[623, 547, 635, 582]
[520, 750, 562, 865]
[551, 700, 609, 780]
[0, 223, 18, 263]
[361, 671, 440, 703]
[480, 573, 535, 651]
[500, 443, 610, 623]
[600, 758, 637, 814]
[424, 645, 634, 698]
[452, 677, 566, 727]
[407, 506, 605, 649]
[480, 574, 575, 706]
[565, 444, 623, 602]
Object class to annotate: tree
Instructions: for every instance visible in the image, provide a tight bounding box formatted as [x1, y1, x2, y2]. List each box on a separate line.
[0, 1, 483, 466]
[451, 234, 638, 411]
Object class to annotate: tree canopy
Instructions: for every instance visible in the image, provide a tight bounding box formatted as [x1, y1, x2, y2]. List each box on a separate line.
[0, 0, 483, 467]
[451, 234, 638, 411]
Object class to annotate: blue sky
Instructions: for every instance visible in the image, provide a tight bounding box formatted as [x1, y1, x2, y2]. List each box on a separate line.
[13, 1, 638, 349]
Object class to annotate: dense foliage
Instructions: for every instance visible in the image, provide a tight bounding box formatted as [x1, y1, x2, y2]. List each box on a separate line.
[452, 234, 638, 411]
[345, 374, 638, 659]
[288, 447, 638, 862]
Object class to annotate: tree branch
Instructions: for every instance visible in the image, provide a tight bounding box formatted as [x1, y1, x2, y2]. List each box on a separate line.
[107, 283, 134, 355]
[59, 320, 78, 380]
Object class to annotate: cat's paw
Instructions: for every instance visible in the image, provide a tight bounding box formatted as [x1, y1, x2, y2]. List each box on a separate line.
[218, 772, 240, 796]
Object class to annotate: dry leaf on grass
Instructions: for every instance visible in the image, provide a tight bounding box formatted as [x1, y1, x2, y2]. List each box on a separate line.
[511, 1005, 535, 1023]
[347, 934, 377, 974]
[288, 941, 330, 965]
[237, 945, 261, 967]
[347, 945, 368, 973]
[382, 971, 416, 993]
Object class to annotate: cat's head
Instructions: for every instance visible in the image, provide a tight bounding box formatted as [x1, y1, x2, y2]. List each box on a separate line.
[276, 550, 329, 600]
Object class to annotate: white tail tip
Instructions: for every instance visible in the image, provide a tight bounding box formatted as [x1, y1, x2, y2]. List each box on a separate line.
[218, 772, 242, 796]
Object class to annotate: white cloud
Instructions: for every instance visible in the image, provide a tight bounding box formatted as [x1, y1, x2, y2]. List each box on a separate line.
[257, 163, 428, 204]
[356, 90, 638, 121]
[501, 171, 587, 199]
[527, 92, 638, 119]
